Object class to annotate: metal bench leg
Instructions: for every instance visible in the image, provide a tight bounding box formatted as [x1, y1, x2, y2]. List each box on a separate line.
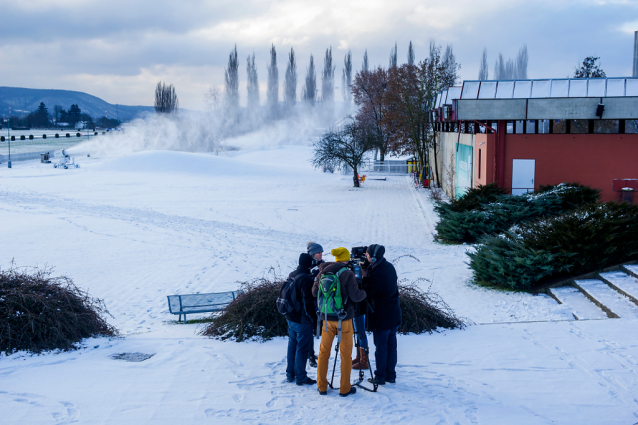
[184, 315, 187, 324]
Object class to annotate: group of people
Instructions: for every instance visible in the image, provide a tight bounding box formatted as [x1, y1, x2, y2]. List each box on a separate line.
[283, 242, 401, 397]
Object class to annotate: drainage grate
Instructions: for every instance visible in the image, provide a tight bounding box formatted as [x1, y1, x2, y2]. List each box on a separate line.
[110, 352, 155, 362]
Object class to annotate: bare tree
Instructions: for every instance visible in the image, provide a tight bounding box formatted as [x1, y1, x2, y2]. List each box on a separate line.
[362, 49, 369, 73]
[224, 46, 239, 114]
[302, 54, 317, 106]
[246, 53, 259, 114]
[407, 41, 415, 66]
[574, 56, 606, 78]
[284, 47, 297, 111]
[478, 48, 489, 80]
[442, 44, 459, 87]
[516, 45, 528, 79]
[154, 81, 179, 114]
[312, 118, 376, 187]
[342, 50, 353, 106]
[389, 42, 398, 69]
[322, 47, 336, 122]
[494, 45, 528, 79]
[267, 44, 279, 119]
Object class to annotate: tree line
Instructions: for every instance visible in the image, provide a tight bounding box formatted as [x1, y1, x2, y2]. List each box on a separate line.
[314, 42, 459, 187]
[4, 102, 120, 129]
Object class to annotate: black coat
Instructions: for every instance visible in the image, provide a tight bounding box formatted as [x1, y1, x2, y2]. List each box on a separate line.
[363, 258, 401, 331]
[286, 267, 317, 325]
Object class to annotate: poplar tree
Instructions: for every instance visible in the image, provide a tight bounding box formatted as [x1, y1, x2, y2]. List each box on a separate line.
[267, 44, 279, 119]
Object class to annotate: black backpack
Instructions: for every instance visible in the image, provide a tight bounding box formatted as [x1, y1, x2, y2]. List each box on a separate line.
[276, 275, 302, 315]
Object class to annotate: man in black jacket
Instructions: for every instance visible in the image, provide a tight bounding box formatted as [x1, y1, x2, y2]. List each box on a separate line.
[285, 253, 318, 386]
[362, 244, 401, 385]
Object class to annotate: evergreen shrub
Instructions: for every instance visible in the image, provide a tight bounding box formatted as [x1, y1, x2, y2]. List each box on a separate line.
[468, 202, 638, 290]
[0, 267, 118, 354]
[435, 183, 600, 243]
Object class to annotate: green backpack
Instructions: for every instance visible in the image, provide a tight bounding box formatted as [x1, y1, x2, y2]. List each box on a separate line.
[318, 267, 349, 319]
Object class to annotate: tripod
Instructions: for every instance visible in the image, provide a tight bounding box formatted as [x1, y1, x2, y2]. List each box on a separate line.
[327, 314, 378, 393]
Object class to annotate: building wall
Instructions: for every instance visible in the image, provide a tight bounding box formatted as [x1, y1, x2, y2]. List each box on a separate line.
[502, 133, 638, 202]
[430, 132, 475, 198]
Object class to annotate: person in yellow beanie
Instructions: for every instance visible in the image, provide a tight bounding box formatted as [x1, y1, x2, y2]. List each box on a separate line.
[331, 247, 350, 262]
[312, 247, 367, 397]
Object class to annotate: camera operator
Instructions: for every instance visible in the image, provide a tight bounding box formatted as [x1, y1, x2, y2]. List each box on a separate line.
[361, 244, 401, 385]
[312, 247, 367, 397]
[306, 242, 324, 368]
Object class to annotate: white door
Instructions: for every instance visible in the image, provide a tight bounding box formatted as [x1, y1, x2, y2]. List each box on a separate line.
[512, 159, 535, 195]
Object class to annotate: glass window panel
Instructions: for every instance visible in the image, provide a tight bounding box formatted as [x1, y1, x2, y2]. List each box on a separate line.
[479, 81, 497, 98]
[553, 119, 566, 134]
[606, 79, 625, 97]
[513, 81, 532, 98]
[447, 86, 462, 101]
[531, 80, 550, 98]
[506, 122, 514, 134]
[594, 120, 619, 134]
[538, 120, 550, 134]
[588, 79, 605, 97]
[626, 79, 638, 96]
[526, 120, 536, 134]
[441, 89, 449, 105]
[515, 120, 524, 133]
[495, 81, 514, 98]
[550, 80, 569, 97]
[569, 79, 588, 97]
[571, 120, 589, 133]
[626, 120, 638, 134]
[462, 81, 480, 99]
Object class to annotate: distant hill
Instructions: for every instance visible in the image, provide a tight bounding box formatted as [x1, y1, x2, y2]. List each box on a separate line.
[0, 87, 155, 122]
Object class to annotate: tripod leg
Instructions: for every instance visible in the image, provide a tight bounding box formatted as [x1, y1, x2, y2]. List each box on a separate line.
[329, 342, 340, 389]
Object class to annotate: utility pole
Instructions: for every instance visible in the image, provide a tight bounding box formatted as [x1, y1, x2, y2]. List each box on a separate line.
[7, 107, 11, 168]
[633, 31, 638, 77]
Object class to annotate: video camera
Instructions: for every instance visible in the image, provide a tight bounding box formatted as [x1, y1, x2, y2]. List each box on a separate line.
[349, 246, 368, 284]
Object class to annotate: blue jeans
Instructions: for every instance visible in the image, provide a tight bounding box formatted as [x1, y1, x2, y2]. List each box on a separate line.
[353, 315, 368, 350]
[373, 326, 399, 383]
[286, 320, 312, 383]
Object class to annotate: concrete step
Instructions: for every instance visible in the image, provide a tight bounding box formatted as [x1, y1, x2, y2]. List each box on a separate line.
[549, 286, 608, 320]
[599, 271, 638, 306]
[574, 279, 638, 319]
[623, 264, 638, 279]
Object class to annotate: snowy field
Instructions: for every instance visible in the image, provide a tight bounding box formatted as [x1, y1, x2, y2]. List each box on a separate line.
[1, 145, 638, 424]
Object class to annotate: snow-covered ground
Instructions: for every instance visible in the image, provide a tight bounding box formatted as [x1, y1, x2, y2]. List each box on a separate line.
[1, 145, 637, 424]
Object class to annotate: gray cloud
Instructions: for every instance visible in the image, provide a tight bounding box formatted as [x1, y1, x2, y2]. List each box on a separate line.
[1, 0, 636, 110]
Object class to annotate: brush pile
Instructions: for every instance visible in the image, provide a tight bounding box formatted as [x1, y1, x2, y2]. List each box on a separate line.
[0, 266, 118, 354]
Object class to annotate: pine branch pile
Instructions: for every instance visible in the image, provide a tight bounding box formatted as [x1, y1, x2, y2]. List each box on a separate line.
[435, 183, 600, 243]
[0, 266, 118, 354]
[398, 280, 469, 334]
[199, 276, 288, 342]
[468, 202, 638, 290]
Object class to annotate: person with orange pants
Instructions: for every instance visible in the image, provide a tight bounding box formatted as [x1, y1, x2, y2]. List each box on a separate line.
[312, 247, 367, 397]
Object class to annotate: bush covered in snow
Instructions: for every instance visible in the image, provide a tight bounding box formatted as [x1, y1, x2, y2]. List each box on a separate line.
[435, 183, 600, 243]
[200, 274, 467, 342]
[468, 202, 638, 290]
[0, 266, 118, 354]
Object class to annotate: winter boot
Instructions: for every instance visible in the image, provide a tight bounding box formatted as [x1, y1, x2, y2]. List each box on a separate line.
[351, 347, 369, 369]
[309, 353, 318, 368]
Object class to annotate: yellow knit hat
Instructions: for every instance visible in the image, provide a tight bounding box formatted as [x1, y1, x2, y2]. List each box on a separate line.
[331, 247, 350, 262]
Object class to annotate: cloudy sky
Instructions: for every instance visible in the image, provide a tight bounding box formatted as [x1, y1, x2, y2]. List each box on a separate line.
[1, 0, 636, 110]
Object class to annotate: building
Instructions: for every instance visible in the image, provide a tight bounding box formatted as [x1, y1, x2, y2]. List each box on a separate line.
[430, 77, 638, 202]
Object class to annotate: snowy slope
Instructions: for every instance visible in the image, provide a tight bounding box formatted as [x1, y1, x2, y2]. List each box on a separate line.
[1, 147, 638, 424]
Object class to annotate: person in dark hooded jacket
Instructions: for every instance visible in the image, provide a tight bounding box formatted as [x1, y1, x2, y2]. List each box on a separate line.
[362, 244, 401, 385]
[285, 253, 318, 386]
